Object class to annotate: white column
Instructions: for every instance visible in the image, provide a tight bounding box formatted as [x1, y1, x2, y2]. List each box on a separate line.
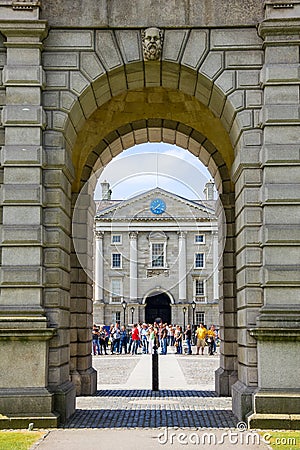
[212, 231, 219, 301]
[178, 231, 187, 301]
[94, 231, 104, 301]
[129, 232, 138, 301]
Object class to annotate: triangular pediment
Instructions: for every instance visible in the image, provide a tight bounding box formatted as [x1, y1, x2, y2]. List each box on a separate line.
[95, 187, 215, 221]
[148, 231, 168, 241]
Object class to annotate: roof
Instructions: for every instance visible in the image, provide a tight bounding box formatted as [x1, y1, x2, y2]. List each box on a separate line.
[95, 187, 216, 222]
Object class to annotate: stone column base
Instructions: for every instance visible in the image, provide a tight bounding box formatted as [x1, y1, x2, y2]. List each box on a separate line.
[248, 413, 300, 430]
[70, 369, 82, 396]
[215, 367, 237, 396]
[247, 390, 300, 430]
[0, 388, 59, 429]
[71, 367, 97, 396]
[232, 380, 256, 421]
[52, 381, 76, 424]
[0, 414, 59, 430]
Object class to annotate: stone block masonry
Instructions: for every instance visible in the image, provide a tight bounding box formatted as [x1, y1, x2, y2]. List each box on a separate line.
[0, 0, 299, 431]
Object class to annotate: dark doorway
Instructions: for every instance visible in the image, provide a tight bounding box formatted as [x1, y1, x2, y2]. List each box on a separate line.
[145, 293, 171, 324]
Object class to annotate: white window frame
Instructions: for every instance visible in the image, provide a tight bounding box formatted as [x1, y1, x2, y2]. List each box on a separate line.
[148, 231, 168, 270]
[194, 252, 205, 269]
[150, 242, 166, 268]
[196, 311, 205, 326]
[111, 234, 122, 245]
[114, 311, 121, 324]
[110, 278, 123, 303]
[193, 278, 206, 303]
[111, 253, 122, 269]
[194, 234, 205, 244]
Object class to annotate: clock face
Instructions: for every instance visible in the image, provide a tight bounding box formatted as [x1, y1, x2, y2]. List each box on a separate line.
[150, 198, 166, 215]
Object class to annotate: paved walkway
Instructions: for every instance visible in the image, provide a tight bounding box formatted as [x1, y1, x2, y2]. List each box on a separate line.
[34, 349, 270, 450]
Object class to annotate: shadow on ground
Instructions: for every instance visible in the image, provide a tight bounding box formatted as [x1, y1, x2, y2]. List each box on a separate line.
[63, 390, 238, 429]
[95, 389, 218, 397]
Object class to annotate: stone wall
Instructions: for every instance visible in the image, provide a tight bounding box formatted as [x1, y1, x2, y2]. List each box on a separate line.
[41, 0, 265, 28]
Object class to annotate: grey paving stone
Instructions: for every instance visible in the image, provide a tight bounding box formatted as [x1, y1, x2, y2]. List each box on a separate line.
[63, 353, 237, 429]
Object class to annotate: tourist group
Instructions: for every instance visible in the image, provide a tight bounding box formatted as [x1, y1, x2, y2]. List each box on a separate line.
[92, 322, 219, 357]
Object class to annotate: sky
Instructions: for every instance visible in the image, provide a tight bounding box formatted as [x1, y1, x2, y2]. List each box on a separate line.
[93, 143, 215, 201]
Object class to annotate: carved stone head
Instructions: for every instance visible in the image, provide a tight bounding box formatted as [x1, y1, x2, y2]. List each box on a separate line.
[142, 27, 163, 61]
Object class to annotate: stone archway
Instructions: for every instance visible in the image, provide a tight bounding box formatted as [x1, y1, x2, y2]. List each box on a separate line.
[2, 1, 299, 430]
[68, 85, 238, 410]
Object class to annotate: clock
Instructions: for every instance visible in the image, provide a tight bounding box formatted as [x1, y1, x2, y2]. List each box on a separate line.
[150, 198, 166, 215]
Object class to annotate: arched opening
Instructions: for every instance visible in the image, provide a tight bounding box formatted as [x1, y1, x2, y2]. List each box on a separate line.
[70, 103, 236, 400]
[43, 60, 245, 424]
[145, 292, 172, 325]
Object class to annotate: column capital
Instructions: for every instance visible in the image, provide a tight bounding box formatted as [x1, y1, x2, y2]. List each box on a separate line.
[94, 230, 104, 239]
[0, 20, 48, 42]
[129, 231, 138, 240]
[177, 231, 187, 239]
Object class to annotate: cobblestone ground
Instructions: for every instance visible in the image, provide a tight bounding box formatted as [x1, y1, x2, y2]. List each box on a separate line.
[63, 350, 237, 429]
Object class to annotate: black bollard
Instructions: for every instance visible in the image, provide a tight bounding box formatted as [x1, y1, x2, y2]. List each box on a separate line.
[152, 341, 159, 391]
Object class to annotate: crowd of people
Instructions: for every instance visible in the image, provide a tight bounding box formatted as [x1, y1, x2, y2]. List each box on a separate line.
[92, 322, 219, 356]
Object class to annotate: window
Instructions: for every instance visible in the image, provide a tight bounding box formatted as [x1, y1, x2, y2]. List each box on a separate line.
[195, 234, 204, 244]
[196, 311, 205, 326]
[194, 279, 206, 303]
[151, 243, 165, 267]
[148, 231, 168, 271]
[111, 234, 122, 244]
[112, 253, 121, 268]
[114, 311, 121, 324]
[110, 278, 122, 303]
[195, 253, 205, 268]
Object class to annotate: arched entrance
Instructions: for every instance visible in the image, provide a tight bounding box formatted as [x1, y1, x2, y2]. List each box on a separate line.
[145, 292, 171, 325]
[6, 4, 299, 430]
[62, 82, 238, 422]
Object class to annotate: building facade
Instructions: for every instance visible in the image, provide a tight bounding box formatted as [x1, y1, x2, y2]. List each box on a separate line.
[94, 182, 219, 329]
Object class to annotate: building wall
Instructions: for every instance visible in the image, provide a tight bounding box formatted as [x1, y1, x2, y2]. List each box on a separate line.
[94, 192, 219, 327]
[41, 0, 264, 28]
[96, 227, 219, 327]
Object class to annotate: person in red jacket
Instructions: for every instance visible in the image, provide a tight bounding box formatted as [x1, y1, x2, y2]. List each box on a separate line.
[131, 323, 140, 355]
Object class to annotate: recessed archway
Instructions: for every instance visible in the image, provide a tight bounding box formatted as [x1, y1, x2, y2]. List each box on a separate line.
[144, 292, 172, 325]
[68, 83, 237, 411]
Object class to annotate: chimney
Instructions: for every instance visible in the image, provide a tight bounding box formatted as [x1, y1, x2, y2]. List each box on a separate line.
[204, 180, 214, 201]
[101, 180, 112, 200]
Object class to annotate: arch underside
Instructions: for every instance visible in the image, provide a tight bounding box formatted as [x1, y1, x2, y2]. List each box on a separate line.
[69, 85, 235, 196]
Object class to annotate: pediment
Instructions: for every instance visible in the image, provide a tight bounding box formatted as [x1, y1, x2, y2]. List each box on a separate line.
[148, 231, 168, 241]
[96, 187, 215, 221]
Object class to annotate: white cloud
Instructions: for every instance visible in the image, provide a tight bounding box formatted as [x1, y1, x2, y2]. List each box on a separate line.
[94, 143, 213, 200]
